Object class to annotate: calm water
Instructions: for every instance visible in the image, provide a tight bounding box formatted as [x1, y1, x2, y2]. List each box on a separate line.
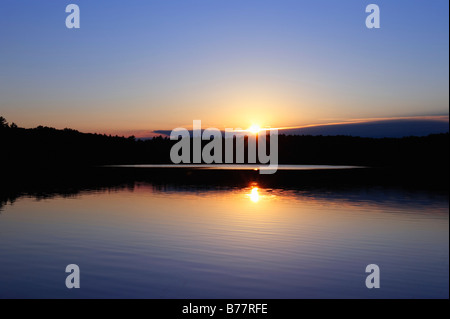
[109, 164, 362, 170]
[0, 180, 448, 298]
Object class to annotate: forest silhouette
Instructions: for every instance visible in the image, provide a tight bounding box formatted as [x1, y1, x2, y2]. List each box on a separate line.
[1, 115, 448, 168]
[1, 115, 448, 212]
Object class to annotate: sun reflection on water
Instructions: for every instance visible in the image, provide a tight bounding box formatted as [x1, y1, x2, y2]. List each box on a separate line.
[250, 187, 260, 203]
[245, 184, 280, 204]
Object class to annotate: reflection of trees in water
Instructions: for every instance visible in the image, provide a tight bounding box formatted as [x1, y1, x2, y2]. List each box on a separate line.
[0, 183, 135, 213]
[1, 167, 447, 213]
[0, 197, 13, 213]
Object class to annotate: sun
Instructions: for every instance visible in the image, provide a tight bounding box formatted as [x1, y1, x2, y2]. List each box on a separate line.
[248, 124, 261, 134]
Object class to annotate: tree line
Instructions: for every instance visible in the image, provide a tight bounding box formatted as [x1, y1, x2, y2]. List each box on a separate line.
[0, 116, 448, 169]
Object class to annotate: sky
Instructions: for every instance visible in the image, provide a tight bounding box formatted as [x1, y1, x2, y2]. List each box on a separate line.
[0, 0, 448, 136]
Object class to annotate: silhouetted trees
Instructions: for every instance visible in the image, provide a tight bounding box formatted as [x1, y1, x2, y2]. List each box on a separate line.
[0, 115, 448, 170]
[0, 116, 8, 129]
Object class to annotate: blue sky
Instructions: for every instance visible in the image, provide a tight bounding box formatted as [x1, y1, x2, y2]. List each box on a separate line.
[0, 0, 448, 135]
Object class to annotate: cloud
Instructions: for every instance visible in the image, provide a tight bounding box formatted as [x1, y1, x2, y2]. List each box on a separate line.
[148, 116, 449, 139]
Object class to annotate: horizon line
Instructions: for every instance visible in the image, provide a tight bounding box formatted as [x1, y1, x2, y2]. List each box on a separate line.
[2, 114, 448, 138]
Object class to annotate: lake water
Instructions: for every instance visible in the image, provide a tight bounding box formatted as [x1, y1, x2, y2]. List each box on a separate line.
[0, 170, 448, 298]
[108, 164, 363, 170]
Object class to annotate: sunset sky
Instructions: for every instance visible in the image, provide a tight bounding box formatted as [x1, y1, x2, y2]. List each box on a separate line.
[0, 0, 448, 136]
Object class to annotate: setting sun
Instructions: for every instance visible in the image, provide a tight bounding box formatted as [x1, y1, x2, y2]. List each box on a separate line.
[248, 125, 261, 134]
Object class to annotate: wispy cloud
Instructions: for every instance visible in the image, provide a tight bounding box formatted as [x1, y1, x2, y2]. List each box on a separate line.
[259, 115, 449, 132]
[102, 115, 449, 138]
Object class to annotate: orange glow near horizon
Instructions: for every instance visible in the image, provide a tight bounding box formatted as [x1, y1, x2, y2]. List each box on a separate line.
[6, 115, 447, 138]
